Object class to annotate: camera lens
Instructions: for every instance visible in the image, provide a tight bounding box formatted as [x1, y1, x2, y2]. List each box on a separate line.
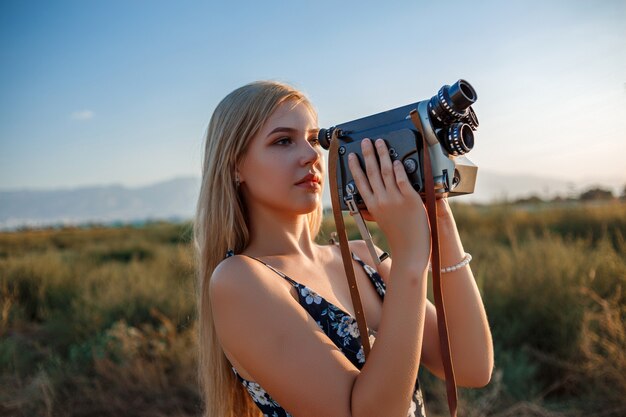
[440, 122, 474, 156]
[428, 79, 477, 126]
[318, 128, 333, 149]
[450, 80, 477, 108]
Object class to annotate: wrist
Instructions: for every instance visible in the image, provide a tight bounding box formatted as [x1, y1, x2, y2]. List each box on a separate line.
[429, 252, 473, 274]
[390, 248, 430, 271]
[435, 210, 457, 231]
[433, 214, 465, 262]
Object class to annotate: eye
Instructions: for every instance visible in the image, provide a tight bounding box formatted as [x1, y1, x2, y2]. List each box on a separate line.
[274, 137, 293, 146]
[309, 136, 321, 147]
[273, 136, 320, 147]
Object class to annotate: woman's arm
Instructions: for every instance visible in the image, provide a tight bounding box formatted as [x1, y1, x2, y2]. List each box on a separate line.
[368, 199, 494, 387]
[431, 198, 493, 387]
[211, 250, 429, 417]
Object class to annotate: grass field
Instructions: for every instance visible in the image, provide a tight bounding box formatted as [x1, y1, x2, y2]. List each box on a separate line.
[1, 201, 625, 416]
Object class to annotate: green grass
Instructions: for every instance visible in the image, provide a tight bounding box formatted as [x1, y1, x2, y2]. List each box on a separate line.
[1, 202, 625, 416]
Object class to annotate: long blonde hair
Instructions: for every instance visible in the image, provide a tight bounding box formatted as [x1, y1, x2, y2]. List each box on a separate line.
[193, 81, 323, 417]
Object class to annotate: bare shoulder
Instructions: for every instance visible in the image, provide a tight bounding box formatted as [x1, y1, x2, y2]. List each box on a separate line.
[209, 253, 304, 371]
[208, 253, 358, 416]
[209, 254, 292, 327]
[210, 254, 270, 298]
[210, 255, 258, 316]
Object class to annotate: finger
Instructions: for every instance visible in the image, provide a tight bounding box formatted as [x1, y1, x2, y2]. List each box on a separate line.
[361, 138, 386, 194]
[393, 159, 416, 196]
[347, 152, 373, 202]
[374, 138, 400, 194]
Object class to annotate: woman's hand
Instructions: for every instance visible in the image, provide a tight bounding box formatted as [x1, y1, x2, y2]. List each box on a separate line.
[359, 198, 452, 221]
[347, 137, 430, 260]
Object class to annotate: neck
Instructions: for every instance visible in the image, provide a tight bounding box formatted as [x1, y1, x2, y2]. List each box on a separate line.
[242, 201, 321, 262]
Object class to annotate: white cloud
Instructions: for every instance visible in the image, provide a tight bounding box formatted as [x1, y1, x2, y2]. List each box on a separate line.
[70, 110, 94, 121]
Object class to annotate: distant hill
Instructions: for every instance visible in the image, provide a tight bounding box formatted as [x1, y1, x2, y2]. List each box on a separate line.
[468, 170, 622, 203]
[0, 177, 200, 230]
[1, 172, 623, 230]
[320, 169, 624, 205]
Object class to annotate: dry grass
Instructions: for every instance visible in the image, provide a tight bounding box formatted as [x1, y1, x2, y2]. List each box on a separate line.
[1, 203, 625, 416]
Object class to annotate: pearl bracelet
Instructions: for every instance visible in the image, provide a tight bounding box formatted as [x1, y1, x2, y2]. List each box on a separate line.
[428, 252, 472, 274]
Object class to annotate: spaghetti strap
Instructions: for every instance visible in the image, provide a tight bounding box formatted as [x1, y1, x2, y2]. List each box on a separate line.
[228, 250, 385, 299]
[241, 252, 385, 298]
[240, 254, 300, 286]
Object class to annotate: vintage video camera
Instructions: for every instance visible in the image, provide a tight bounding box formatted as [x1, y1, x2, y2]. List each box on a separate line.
[319, 79, 479, 212]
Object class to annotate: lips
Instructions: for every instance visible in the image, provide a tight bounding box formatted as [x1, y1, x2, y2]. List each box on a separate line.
[295, 173, 322, 185]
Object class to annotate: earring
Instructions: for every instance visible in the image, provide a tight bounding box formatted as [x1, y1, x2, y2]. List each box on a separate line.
[235, 174, 241, 188]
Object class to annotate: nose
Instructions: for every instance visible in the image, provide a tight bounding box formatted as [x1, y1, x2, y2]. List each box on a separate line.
[300, 140, 322, 167]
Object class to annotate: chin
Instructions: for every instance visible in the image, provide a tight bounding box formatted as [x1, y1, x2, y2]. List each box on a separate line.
[295, 198, 322, 215]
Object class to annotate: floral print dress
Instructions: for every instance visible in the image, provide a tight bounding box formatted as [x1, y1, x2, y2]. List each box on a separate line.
[224, 250, 426, 417]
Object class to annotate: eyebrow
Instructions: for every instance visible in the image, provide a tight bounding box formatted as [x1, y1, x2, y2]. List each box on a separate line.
[267, 127, 320, 137]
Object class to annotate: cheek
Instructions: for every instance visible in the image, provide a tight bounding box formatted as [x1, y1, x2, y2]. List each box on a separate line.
[241, 149, 279, 176]
[244, 154, 290, 187]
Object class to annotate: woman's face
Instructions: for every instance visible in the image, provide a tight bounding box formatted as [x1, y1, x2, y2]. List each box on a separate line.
[238, 99, 324, 215]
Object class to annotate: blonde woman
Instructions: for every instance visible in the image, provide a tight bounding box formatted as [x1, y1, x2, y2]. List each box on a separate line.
[194, 80, 493, 417]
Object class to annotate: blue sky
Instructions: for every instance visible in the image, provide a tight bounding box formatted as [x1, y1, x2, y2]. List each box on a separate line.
[1, 0, 624, 192]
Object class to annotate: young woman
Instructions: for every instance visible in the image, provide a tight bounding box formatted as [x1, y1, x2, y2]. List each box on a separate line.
[194, 80, 493, 417]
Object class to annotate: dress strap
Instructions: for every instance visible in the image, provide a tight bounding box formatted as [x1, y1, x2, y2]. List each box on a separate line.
[239, 254, 300, 286]
[226, 250, 384, 297]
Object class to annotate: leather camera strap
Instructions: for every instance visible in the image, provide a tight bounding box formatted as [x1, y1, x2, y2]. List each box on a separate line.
[329, 130, 372, 358]
[410, 110, 458, 417]
[329, 113, 457, 416]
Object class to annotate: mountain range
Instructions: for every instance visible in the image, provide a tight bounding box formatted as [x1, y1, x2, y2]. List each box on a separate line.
[1, 172, 623, 231]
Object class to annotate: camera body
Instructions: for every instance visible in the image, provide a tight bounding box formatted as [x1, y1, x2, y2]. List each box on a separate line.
[319, 79, 479, 212]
